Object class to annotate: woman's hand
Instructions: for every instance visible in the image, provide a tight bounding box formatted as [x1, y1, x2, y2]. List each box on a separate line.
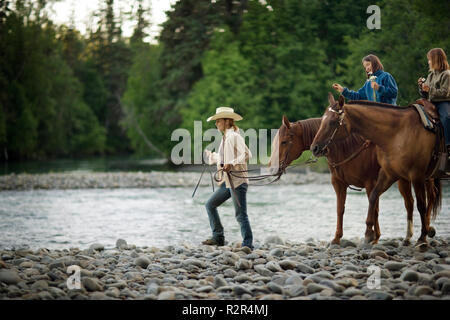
[332, 83, 344, 93]
[204, 149, 212, 158]
[421, 84, 430, 92]
[418, 77, 425, 85]
[371, 81, 379, 91]
[223, 164, 231, 172]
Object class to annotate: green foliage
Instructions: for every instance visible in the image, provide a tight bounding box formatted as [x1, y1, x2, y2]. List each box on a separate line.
[1, 0, 449, 164]
[339, 0, 450, 106]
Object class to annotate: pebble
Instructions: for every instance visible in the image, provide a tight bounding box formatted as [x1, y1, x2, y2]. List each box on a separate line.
[135, 256, 151, 269]
[0, 270, 21, 285]
[0, 237, 449, 300]
[116, 239, 128, 249]
[384, 261, 408, 271]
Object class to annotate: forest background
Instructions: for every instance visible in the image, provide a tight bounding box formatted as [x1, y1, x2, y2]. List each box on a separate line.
[1, 0, 449, 162]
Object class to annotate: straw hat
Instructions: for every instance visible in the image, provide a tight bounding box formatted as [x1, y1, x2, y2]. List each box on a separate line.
[206, 107, 243, 122]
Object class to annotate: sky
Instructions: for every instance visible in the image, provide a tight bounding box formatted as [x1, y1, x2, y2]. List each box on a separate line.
[47, 0, 178, 43]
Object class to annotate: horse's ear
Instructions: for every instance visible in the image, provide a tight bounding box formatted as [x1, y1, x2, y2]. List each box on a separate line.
[338, 95, 345, 109]
[328, 92, 335, 105]
[282, 115, 291, 129]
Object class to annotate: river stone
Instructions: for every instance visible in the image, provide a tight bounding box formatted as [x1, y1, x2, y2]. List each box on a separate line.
[320, 279, 344, 292]
[340, 239, 357, 248]
[89, 243, 104, 251]
[158, 291, 176, 300]
[279, 260, 297, 270]
[264, 236, 284, 245]
[233, 285, 252, 296]
[285, 275, 303, 286]
[267, 282, 283, 294]
[306, 283, 328, 294]
[235, 259, 252, 270]
[370, 250, 389, 259]
[116, 239, 128, 249]
[135, 256, 151, 269]
[366, 291, 394, 300]
[400, 270, 420, 282]
[83, 277, 103, 292]
[234, 275, 252, 283]
[414, 285, 433, 296]
[269, 248, 284, 257]
[314, 271, 334, 280]
[288, 284, 306, 297]
[266, 261, 283, 272]
[254, 265, 273, 277]
[384, 261, 407, 271]
[183, 258, 205, 269]
[0, 270, 21, 285]
[296, 263, 314, 274]
[223, 269, 238, 278]
[442, 283, 450, 295]
[343, 287, 363, 297]
[433, 270, 450, 280]
[433, 264, 450, 273]
[213, 275, 227, 288]
[31, 280, 49, 292]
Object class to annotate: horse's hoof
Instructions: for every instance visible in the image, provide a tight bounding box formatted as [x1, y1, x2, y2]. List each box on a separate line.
[402, 239, 411, 246]
[364, 231, 375, 244]
[331, 238, 340, 245]
[427, 227, 436, 238]
[415, 241, 428, 252]
[370, 239, 379, 245]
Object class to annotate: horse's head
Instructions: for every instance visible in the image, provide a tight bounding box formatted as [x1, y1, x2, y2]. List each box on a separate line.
[311, 93, 350, 157]
[268, 115, 305, 174]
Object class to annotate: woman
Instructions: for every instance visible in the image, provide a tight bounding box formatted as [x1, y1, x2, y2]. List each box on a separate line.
[332, 54, 398, 105]
[419, 48, 450, 156]
[202, 107, 254, 250]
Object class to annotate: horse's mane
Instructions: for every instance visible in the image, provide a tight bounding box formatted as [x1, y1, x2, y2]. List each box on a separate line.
[296, 118, 321, 148]
[346, 100, 411, 110]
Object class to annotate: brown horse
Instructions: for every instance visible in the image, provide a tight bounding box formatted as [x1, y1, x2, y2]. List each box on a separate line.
[310, 94, 441, 245]
[268, 114, 416, 245]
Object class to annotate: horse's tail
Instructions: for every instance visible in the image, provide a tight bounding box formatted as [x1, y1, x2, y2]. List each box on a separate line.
[426, 178, 442, 221]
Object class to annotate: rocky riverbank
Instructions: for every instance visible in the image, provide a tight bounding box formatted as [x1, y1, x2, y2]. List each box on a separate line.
[1, 237, 450, 300]
[0, 170, 331, 191]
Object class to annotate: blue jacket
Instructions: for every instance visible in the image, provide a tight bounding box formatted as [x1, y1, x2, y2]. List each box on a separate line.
[342, 70, 398, 105]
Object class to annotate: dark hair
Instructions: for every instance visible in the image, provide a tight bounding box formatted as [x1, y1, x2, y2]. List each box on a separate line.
[362, 54, 384, 77]
[225, 118, 239, 132]
[427, 48, 449, 72]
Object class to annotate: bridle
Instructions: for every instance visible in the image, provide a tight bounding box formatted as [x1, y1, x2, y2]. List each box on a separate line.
[319, 105, 348, 153]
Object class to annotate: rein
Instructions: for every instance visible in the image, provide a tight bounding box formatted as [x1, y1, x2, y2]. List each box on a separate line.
[328, 140, 371, 168]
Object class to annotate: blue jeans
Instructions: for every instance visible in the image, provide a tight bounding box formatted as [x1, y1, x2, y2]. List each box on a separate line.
[205, 182, 253, 249]
[436, 101, 450, 146]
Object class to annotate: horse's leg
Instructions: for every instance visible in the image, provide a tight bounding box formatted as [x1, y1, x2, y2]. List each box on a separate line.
[425, 179, 436, 238]
[365, 181, 380, 244]
[398, 179, 414, 245]
[413, 181, 430, 246]
[365, 170, 396, 244]
[331, 177, 347, 245]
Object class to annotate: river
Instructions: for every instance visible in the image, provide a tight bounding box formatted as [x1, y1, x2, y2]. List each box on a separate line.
[1, 181, 449, 250]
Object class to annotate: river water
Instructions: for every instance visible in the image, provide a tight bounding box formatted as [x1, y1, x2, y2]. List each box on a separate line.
[1, 182, 449, 250]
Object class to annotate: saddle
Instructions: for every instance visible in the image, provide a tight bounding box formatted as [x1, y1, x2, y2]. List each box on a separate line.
[412, 99, 450, 179]
[412, 99, 439, 132]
